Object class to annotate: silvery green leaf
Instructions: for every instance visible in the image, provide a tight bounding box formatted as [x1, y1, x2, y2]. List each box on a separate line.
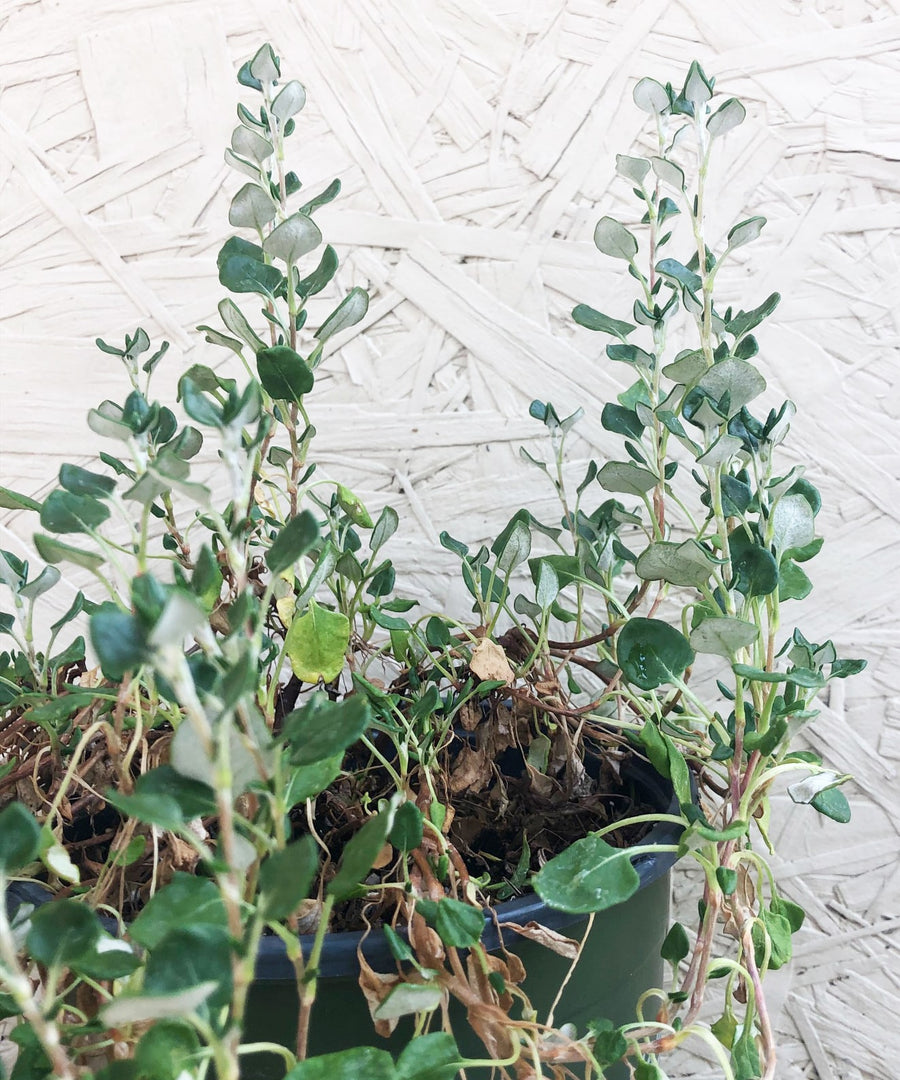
[535, 560, 559, 610]
[514, 594, 542, 621]
[101, 982, 218, 1027]
[218, 299, 267, 352]
[696, 432, 744, 467]
[315, 286, 369, 342]
[788, 771, 848, 805]
[635, 540, 715, 587]
[228, 183, 277, 231]
[223, 148, 261, 182]
[374, 982, 443, 1021]
[681, 286, 703, 315]
[294, 543, 338, 610]
[683, 61, 713, 108]
[616, 154, 651, 183]
[496, 518, 531, 574]
[262, 212, 322, 264]
[663, 351, 708, 385]
[593, 216, 639, 261]
[707, 97, 746, 137]
[690, 616, 759, 658]
[635, 402, 655, 428]
[633, 76, 669, 114]
[149, 592, 207, 652]
[770, 494, 816, 557]
[19, 565, 61, 601]
[249, 44, 280, 84]
[272, 80, 306, 123]
[171, 712, 264, 796]
[651, 156, 685, 191]
[768, 400, 796, 446]
[231, 126, 273, 164]
[697, 358, 767, 415]
[597, 461, 657, 496]
[87, 402, 132, 441]
[727, 216, 766, 250]
[766, 465, 805, 503]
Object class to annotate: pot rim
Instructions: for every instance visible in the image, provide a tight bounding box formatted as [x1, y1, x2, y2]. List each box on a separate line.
[4, 759, 684, 982]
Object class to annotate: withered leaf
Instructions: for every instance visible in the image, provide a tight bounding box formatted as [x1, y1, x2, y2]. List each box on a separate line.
[501, 920, 580, 959]
[470, 638, 514, 684]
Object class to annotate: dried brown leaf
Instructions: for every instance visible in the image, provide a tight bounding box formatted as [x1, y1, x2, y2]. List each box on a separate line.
[501, 920, 580, 959]
[470, 638, 514, 684]
[450, 744, 491, 795]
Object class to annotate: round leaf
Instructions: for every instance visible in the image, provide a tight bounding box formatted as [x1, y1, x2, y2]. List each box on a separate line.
[617, 617, 694, 690]
[282, 695, 370, 767]
[0, 803, 41, 873]
[533, 834, 640, 914]
[228, 182, 277, 230]
[689, 616, 759, 658]
[263, 212, 322, 265]
[593, 216, 639, 261]
[26, 899, 102, 967]
[285, 601, 350, 683]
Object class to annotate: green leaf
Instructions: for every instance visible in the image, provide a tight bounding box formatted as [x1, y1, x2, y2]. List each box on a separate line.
[90, 604, 148, 680]
[716, 867, 738, 895]
[617, 618, 694, 690]
[284, 755, 343, 807]
[218, 297, 267, 351]
[105, 789, 185, 833]
[374, 982, 443, 1021]
[593, 216, 639, 261]
[283, 1047, 396, 1080]
[725, 293, 781, 340]
[132, 766, 216, 820]
[752, 909, 793, 970]
[778, 560, 812, 602]
[248, 43, 280, 83]
[257, 344, 314, 404]
[533, 833, 640, 914]
[285, 602, 350, 684]
[39, 490, 110, 534]
[315, 286, 369, 342]
[572, 304, 635, 339]
[19, 565, 60, 601]
[727, 216, 766, 250]
[130, 874, 228, 949]
[263, 212, 321, 264]
[0, 485, 42, 512]
[327, 806, 395, 901]
[135, 1021, 202, 1080]
[597, 461, 657, 496]
[733, 663, 825, 688]
[143, 925, 233, 1016]
[228, 182, 277, 230]
[179, 377, 224, 427]
[602, 403, 644, 438]
[219, 253, 284, 297]
[72, 933, 141, 981]
[396, 1032, 460, 1080]
[770, 494, 816, 558]
[231, 124, 273, 163]
[337, 484, 374, 528]
[417, 896, 484, 948]
[635, 540, 714, 588]
[267, 510, 318, 575]
[299, 178, 342, 217]
[660, 921, 690, 966]
[389, 801, 424, 851]
[281, 694, 370, 767]
[297, 244, 340, 298]
[697, 358, 766, 416]
[491, 511, 531, 573]
[811, 787, 851, 823]
[26, 899, 102, 967]
[731, 543, 779, 598]
[0, 803, 41, 872]
[259, 837, 318, 918]
[59, 464, 116, 499]
[690, 616, 759, 658]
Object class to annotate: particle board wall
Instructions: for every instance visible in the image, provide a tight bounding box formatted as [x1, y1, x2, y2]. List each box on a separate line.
[1, 2, 898, 1077]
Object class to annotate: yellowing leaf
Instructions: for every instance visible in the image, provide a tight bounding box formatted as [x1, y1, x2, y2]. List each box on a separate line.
[285, 601, 350, 683]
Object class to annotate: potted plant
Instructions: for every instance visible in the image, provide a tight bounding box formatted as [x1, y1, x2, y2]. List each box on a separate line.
[0, 47, 864, 1080]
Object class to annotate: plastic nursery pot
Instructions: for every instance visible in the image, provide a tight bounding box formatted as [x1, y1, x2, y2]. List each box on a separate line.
[243, 759, 683, 1080]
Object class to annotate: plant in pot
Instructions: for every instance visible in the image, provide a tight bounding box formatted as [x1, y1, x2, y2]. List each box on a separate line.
[0, 46, 864, 1080]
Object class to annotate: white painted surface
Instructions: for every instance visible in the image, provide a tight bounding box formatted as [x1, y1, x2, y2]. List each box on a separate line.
[1, 2, 898, 1074]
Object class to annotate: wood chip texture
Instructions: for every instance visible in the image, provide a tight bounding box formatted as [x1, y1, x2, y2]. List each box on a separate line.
[1, 2, 898, 1077]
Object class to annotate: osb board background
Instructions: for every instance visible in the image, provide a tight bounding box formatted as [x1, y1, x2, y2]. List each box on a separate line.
[0, 1, 898, 1076]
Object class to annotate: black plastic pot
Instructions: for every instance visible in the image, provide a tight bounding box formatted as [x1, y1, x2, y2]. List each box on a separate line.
[244, 759, 682, 1079]
[5, 762, 682, 1080]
